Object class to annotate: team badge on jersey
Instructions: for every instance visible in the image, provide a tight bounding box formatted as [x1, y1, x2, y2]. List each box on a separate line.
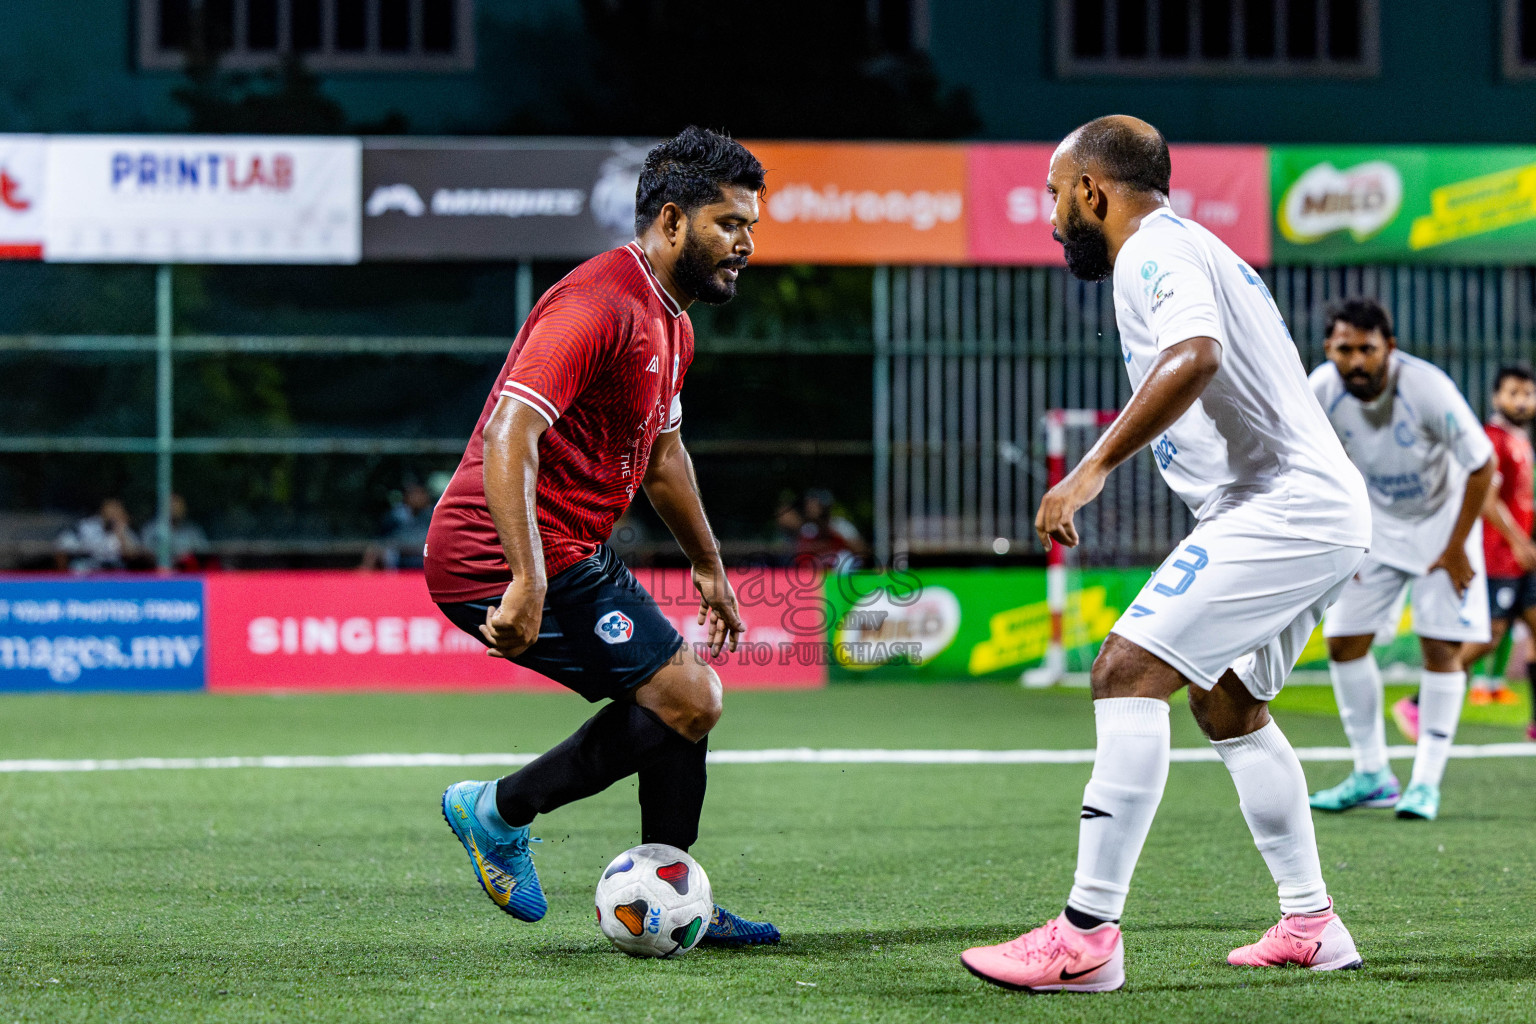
[595, 610, 635, 644]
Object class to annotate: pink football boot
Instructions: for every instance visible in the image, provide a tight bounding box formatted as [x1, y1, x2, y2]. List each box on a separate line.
[1228, 903, 1363, 971]
[962, 913, 1124, 993]
[1391, 696, 1420, 743]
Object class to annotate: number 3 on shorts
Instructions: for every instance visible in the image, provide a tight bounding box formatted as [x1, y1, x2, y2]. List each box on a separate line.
[1152, 544, 1210, 598]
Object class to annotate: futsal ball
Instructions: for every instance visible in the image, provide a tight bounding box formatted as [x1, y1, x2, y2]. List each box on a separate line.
[595, 843, 713, 958]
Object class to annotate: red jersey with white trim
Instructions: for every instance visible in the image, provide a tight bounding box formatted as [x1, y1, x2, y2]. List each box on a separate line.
[425, 243, 692, 602]
[1484, 418, 1535, 578]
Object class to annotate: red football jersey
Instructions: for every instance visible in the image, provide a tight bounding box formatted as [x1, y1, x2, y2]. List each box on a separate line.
[426, 243, 692, 602]
[1483, 418, 1535, 579]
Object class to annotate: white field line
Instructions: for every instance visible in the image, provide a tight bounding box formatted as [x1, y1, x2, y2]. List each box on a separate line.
[1, 744, 1534, 774]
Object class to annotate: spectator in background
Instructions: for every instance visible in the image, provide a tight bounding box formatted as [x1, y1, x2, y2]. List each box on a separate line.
[776, 488, 870, 570]
[54, 498, 142, 573]
[140, 493, 210, 571]
[362, 479, 436, 570]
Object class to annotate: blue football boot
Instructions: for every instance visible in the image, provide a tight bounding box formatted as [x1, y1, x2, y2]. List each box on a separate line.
[700, 904, 781, 947]
[441, 780, 547, 922]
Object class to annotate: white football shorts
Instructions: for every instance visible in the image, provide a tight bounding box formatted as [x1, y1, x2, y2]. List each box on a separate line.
[1110, 514, 1366, 701]
[1321, 539, 1490, 645]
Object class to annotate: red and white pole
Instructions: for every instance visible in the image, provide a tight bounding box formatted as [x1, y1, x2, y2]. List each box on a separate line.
[1023, 409, 1117, 688]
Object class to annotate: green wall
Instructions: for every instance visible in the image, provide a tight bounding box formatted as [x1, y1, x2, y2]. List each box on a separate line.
[2, 2, 1532, 141]
[930, 1, 1536, 144]
[0, 0, 579, 134]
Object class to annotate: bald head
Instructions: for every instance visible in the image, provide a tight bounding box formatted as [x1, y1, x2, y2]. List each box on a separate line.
[1059, 115, 1171, 198]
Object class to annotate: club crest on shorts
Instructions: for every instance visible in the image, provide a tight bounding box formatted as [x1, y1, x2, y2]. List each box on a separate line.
[595, 610, 635, 644]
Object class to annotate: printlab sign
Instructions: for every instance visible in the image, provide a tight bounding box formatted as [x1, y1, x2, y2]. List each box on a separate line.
[0, 580, 205, 691]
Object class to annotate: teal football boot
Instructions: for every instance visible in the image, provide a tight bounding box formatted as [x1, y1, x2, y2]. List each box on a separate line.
[441, 780, 547, 922]
[1394, 781, 1441, 820]
[1309, 768, 1400, 812]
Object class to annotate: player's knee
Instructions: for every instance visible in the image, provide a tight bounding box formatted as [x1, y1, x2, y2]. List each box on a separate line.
[1089, 638, 1137, 699]
[1421, 638, 1462, 673]
[673, 661, 723, 741]
[1188, 682, 1267, 741]
[1090, 634, 1183, 700]
[1187, 685, 1217, 736]
[1327, 634, 1373, 663]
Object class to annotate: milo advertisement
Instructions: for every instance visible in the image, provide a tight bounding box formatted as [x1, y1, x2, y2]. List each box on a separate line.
[1273, 145, 1536, 264]
[822, 568, 1145, 683]
[823, 567, 1424, 683]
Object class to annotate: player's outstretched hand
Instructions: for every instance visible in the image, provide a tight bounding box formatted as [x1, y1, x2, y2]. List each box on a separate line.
[1515, 535, 1536, 573]
[692, 559, 743, 656]
[1428, 545, 1476, 598]
[481, 577, 545, 659]
[1035, 463, 1108, 550]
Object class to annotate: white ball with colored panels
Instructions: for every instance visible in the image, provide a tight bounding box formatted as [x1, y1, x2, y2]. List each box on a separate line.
[595, 844, 713, 958]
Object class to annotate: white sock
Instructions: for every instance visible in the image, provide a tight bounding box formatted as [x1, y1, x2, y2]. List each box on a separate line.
[1411, 670, 1466, 788]
[1470, 674, 1492, 694]
[1329, 655, 1388, 774]
[1212, 720, 1330, 916]
[1066, 698, 1171, 922]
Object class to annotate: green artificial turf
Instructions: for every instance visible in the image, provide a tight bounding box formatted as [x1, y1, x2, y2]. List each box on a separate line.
[0, 683, 1532, 1023]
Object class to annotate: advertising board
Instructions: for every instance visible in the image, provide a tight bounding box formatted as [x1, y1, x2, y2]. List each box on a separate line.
[0, 578, 205, 691]
[362, 139, 655, 260]
[0, 134, 45, 259]
[205, 569, 827, 692]
[967, 143, 1271, 266]
[745, 142, 969, 264]
[1272, 145, 1536, 264]
[44, 135, 361, 263]
[820, 567, 1422, 682]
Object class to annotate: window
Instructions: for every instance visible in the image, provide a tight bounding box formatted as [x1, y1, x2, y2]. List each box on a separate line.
[1056, 0, 1379, 77]
[1504, 0, 1536, 79]
[138, 0, 475, 71]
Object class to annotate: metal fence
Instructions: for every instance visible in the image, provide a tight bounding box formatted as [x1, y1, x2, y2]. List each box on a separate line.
[872, 264, 1536, 567]
[0, 263, 870, 569]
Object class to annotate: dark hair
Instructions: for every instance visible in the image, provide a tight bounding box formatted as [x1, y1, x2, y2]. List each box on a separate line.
[634, 126, 765, 236]
[1069, 116, 1171, 196]
[1324, 297, 1395, 340]
[1494, 364, 1535, 390]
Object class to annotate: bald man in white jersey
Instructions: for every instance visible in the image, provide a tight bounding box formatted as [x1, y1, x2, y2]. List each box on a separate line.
[962, 116, 1371, 994]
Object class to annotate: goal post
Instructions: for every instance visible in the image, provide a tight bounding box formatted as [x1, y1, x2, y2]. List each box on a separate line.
[1022, 408, 1118, 688]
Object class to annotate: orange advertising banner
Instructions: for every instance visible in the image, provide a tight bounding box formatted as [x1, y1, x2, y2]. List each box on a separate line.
[746, 142, 968, 264]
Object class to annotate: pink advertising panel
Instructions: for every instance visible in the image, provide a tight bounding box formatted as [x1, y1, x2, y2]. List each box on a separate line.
[966, 144, 1271, 266]
[204, 570, 827, 692]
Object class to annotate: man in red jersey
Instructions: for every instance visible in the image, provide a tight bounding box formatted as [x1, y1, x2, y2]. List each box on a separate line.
[431, 127, 778, 945]
[1453, 367, 1536, 727]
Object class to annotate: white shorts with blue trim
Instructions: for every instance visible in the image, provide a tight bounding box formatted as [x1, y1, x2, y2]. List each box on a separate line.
[1321, 535, 1490, 645]
[1110, 515, 1367, 701]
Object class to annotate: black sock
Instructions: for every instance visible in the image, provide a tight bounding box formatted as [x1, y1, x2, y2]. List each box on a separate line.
[638, 735, 708, 851]
[1064, 905, 1116, 930]
[495, 701, 693, 826]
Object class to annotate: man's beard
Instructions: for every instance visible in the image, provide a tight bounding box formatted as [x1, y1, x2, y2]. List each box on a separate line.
[1497, 404, 1535, 427]
[1342, 368, 1387, 401]
[674, 227, 746, 305]
[1053, 200, 1114, 282]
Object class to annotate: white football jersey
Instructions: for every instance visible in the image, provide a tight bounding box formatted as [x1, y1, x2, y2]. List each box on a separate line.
[1310, 350, 1494, 574]
[1112, 208, 1369, 548]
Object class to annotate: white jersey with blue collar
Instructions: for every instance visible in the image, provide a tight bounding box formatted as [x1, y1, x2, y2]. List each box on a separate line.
[1310, 350, 1493, 574]
[1111, 207, 1369, 548]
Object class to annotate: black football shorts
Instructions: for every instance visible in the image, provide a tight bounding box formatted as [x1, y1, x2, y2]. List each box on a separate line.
[1487, 574, 1536, 623]
[437, 544, 686, 703]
